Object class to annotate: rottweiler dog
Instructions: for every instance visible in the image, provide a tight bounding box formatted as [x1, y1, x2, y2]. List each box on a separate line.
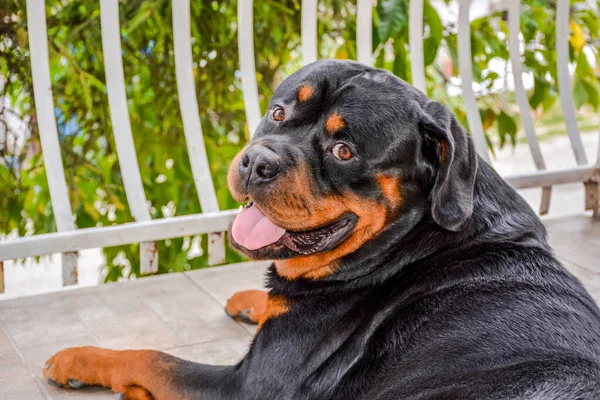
[44, 60, 600, 399]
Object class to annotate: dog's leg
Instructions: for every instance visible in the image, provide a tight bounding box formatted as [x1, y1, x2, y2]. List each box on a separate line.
[225, 289, 268, 325]
[44, 346, 236, 399]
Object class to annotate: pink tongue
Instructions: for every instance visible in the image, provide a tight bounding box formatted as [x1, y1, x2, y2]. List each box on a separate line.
[232, 204, 286, 250]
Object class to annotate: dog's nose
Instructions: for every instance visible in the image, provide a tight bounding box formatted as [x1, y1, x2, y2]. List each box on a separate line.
[239, 145, 283, 185]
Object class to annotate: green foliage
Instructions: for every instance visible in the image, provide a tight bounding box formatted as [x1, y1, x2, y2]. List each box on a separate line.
[1, 0, 599, 281]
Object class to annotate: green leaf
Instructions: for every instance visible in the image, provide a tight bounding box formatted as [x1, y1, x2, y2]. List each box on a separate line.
[573, 78, 588, 108]
[424, 1, 443, 41]
[581, 80, 599, 110]
[125, 4, 158, 35]
[580, 12, 600, 40]
[481, 108, 496, 131]
[541, 94, 558, 113]
[484, 71, 499, 81]
[392, 37, 410, 80]
[78, 74, 93, 110]
[497, 111, 517, 149]
[529, 78, 548, 109]
[575, 51, 593, 79]
[423, 37, 440, 66]
[376, 0, 408, 42]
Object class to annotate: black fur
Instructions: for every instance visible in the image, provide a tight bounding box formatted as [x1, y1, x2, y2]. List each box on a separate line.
[163, 60, 600, 399]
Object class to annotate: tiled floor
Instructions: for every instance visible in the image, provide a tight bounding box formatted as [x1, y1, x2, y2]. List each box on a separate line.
[0, 215, 599, 399]
[0, 261, 268, 400]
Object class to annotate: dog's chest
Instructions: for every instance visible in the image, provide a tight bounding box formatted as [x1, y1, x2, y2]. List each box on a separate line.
[239, 290, 414, 399]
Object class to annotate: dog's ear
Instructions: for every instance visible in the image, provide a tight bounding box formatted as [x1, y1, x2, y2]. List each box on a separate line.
[418, 101, 478, 231]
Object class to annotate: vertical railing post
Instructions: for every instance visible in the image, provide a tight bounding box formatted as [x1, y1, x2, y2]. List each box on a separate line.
[172, 0, 225, 265]
[356, 0, 373, 66]
[301, 0, 318, 65]
[237, 0, 262, 137]
[26, 0, 78, 286]
[587, 135, 599, 216]
[586, 180, 599, 217]
[409, 0, 426, 93]
[555, 0, 597, 215]
[0, 261, 4, 294]
[508, 0, 551, 214]
[457, 0, 490, 163]
[597, 128, 600, 167]
[100, 0, 158, 274]
[591, 138, 600, 216]
[556, 0, 589, 166]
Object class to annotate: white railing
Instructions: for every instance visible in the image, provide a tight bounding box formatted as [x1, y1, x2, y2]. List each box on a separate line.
[0, 0, 598, 293]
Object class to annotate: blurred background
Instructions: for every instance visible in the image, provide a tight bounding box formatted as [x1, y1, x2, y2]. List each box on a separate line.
[1, 0, 599, 297]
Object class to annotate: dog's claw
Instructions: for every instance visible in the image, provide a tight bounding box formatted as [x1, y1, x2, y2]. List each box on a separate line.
[238, 308, 258, 325]
[68, 379, 85, 389]
[47, 378, 63, 388]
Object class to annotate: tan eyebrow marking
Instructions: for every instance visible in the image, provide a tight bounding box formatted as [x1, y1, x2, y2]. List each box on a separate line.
[298, 85, 313, 102]
[326, 114, 344, 134]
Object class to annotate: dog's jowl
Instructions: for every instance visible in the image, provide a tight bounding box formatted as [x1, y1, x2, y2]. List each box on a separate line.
[44, 60, 600, 400]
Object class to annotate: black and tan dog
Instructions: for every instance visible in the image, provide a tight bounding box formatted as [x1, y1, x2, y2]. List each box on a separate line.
[44, 60, 600, 399]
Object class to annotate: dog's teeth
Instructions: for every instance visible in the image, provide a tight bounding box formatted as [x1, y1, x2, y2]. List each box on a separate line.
[239, 205, 244, 212]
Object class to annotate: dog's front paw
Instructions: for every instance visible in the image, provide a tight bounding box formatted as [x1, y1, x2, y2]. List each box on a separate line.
[225, 289, 268, 325]
[43, 346, 109, 390]
[44, 347, 160, 399]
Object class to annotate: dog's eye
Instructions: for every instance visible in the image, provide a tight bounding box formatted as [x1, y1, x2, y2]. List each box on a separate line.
[272, 106, 285, 122]
[332, 143, 353, 160]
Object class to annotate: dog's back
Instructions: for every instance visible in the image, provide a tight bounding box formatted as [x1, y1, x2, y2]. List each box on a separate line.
[366, 244, 600, 399]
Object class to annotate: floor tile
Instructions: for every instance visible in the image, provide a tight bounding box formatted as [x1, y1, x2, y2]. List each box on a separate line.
[165, 315, 248, 346]
[83, 311, 183, 351]
[0, 375, 46, 400]
[0, 349, 29, 379]
[186, 261, 271, 306]
[164, 335, 253, 366]
[19, 335, 99, 377]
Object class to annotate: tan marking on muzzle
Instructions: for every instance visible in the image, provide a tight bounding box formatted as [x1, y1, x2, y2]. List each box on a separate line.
[227, 145, 249, 202]
[274, 192, 390, 280]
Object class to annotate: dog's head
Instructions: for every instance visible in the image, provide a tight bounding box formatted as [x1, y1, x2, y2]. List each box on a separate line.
[228, 60, 478, 279]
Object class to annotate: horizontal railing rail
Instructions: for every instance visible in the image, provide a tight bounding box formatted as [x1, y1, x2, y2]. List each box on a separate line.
[0, 211, 237, 262]
[0, 0, 598, 294]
